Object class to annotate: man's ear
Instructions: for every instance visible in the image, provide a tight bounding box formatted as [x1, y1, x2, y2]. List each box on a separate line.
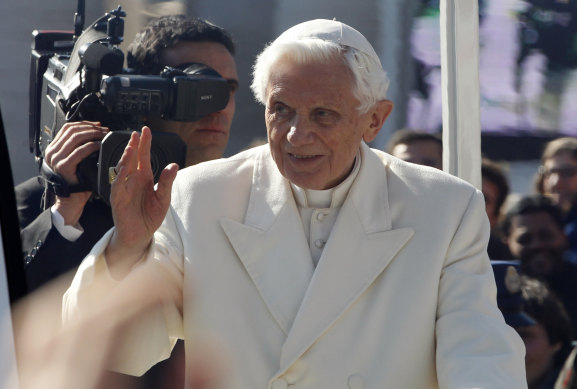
[363, 99, 393, 143]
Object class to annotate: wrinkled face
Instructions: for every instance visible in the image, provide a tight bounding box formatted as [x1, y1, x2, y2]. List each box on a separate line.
[147, 41, 239, 167]
[542, 151, 577, 213]
[506, 212, 567, 277]
[515, 324, 561, 386]
[390, 140, 442, 169]
[265, 57, 392, 190]
[482, 177, 501, 230]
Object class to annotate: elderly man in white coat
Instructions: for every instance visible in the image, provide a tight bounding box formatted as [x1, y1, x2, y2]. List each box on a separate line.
[63, 19, 527, 388]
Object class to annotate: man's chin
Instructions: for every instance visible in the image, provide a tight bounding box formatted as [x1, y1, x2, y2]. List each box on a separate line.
[529, 263, 553, 277]
[524, 255, 563, 277]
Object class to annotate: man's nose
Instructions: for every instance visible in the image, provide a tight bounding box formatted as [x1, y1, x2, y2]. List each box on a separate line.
[527, 239, 546, 251]
[207, 96, 234, 116]
[547, 173, 563, 192]
[527, 234, 556, 252]
[287, 116, 314, 145]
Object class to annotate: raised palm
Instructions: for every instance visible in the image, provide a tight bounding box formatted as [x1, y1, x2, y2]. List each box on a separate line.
[108, 127, 178, 262]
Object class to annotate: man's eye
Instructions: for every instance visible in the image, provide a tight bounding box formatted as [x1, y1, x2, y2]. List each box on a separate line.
[274, 103, 288, 114]
[314, 109, 337, 124]
[538, 230, 555, 242]
[517, 234, 532, 246]
[227, 81, 239, 94]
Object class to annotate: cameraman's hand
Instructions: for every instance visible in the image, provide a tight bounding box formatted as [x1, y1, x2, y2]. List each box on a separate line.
[45, 121, 109, 226]
[106, 126, 179, 278]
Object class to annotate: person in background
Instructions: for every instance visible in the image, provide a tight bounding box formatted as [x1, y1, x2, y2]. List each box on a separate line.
[483, 157, 514, 260]
[501, 194, 577, 335]
[518, 276, 576, 389]
[536, 136, 577, 264]
[385, 128, 443, 169]
[63, 18, 526, 387]
[483, 158, 510, 231]
[491, 260, 577, 388]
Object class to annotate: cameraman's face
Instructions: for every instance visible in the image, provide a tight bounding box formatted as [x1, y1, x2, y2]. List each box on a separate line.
[147, 41, 238, 167]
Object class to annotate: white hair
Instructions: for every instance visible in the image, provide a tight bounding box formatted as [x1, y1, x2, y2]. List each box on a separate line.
[250, 38, 390, 113]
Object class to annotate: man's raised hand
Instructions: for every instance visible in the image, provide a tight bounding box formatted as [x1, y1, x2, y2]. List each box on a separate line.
[105, 126, 179, 277]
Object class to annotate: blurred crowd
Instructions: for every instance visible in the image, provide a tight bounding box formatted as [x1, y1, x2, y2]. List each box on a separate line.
[388, 129, 577, 389]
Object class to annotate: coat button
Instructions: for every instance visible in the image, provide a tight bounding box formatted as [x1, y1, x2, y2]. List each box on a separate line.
[314, 239, 326, 248]
[348, 373, 365, 389]
[271, 379, 288, 389]
[315, 212, 327, 222]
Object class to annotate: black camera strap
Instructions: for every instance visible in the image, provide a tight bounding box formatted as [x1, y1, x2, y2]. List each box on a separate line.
[40, 162, 91, 198]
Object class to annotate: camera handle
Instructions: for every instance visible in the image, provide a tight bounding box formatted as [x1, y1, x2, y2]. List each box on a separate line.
[73, 0, 85, 41]
[40, 162, 90, 198]
[106, 6, 125, 46]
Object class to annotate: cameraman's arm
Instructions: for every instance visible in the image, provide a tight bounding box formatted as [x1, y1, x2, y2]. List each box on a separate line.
[21, 196, 114, 293]
[14, 177, 45, 229]
[45, 121, 108, 227]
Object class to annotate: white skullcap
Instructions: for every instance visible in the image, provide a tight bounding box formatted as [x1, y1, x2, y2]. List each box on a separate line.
[274, 19, 381, 65]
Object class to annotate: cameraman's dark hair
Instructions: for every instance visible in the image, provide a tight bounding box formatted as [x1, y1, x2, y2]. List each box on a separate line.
[500, 194, 565, 238]
[482, 157, 510, 218]
[521, 276, 573, 347]
[385, 128, 442, 154]
[127, 15, 235, 75]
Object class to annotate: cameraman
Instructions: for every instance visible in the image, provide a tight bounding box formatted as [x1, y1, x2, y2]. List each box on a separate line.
[15, 15, 239, 293]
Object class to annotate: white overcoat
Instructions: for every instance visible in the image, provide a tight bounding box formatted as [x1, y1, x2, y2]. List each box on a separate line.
[64, 142, 527, 388]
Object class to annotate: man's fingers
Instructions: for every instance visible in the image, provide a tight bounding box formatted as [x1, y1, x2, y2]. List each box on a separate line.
[46, 123, 108, 167]
[111, 129, 153, 187]
[115, 165, 130, 185]
[50, 122, 107, 148]
[52, 141, 101, 170]
[113, 136, 138, 187]
[46, 141, 101, 185]
[123, 131, 141, 174]
[138, 126, 153, 172]
[155, 163, 179, 203]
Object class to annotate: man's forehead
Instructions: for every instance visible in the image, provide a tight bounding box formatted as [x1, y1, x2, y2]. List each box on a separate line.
[512, 212, 559, 228]
[546, 152, 577, 166]
[265, 60, 354, 107]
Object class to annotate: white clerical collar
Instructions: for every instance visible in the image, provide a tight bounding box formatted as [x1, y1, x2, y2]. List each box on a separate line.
[291, 150, 361, 209]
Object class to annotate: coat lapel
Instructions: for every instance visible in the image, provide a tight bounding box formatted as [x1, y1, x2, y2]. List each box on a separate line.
[220, 147, 314, 335]
[279, 143, 414, 370]
[221, 144, 415, 370]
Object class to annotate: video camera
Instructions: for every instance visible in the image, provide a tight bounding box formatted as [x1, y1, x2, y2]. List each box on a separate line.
[28, 2, 230, 203]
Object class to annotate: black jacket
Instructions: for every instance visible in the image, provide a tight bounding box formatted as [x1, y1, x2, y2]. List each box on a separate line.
[15, 177, 113, 293]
